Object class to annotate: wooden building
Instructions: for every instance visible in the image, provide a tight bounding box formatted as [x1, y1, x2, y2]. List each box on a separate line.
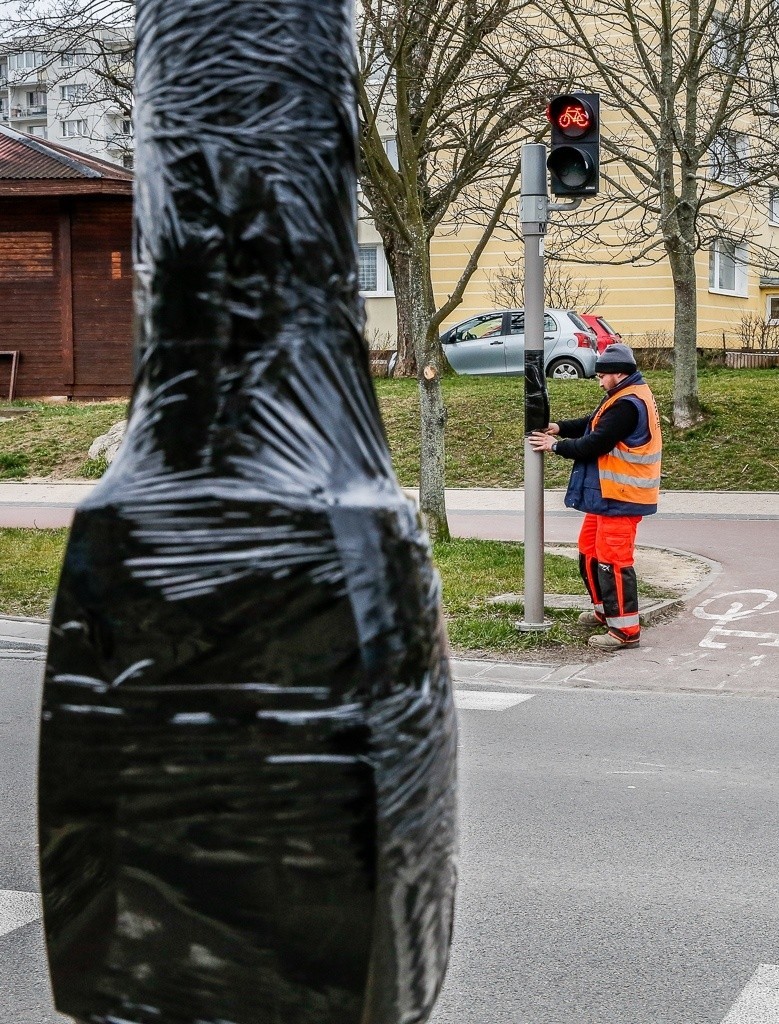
[0, 124, 133, 399]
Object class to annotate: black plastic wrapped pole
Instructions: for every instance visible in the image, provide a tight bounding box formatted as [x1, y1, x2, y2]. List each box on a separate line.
[37, 2, 457, 1022]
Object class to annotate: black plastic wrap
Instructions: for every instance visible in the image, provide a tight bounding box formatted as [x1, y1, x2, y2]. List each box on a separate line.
[38, 3, 457, 1022]
[524, 350, 550, 433]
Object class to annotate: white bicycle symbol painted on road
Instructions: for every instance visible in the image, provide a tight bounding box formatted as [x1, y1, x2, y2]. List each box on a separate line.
[693, 589, 779, 650]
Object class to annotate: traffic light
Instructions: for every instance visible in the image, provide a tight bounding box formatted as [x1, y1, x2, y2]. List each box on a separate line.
[547, 93, 600, 197]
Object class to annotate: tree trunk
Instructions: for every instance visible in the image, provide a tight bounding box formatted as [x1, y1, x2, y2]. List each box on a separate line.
[667, 246, 704, 428]
[418, 365, 450, 542]
[385, 245, 418, 377]
[406, 239, 450, 542]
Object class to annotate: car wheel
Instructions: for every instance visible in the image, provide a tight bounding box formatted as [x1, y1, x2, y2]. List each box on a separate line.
[547, 357, 585, 380]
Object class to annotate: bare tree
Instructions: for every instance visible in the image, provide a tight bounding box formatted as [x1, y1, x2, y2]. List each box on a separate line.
[530, 0, 779, 427]
[357, 1, 563, 540]
[489, 253, 608, 311]
[0, 0, 134, 159]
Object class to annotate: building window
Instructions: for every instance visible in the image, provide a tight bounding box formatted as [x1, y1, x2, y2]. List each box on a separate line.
[59, 51, 89, 68]
[383, 136, 399, 170]
[709, 239, 748, 295]
[769, 189, 779, 225]
[60, 84, 88, 102]
[358, 244, 394, 296]
[122, 154, 134, 169]
[709, 131, 749, 184]
[27, 125, 47, 138]
[767, 296, 779, 325]
[61, 118, 88, 137]
[710, 15, 747, 74]
[8, 51, 45, 71]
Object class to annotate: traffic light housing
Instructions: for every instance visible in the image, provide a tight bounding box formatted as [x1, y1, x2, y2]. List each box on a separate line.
[547, 93, 600, 197]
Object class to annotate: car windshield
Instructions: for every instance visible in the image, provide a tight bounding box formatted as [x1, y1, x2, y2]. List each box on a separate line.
[597, 317, 618, 334]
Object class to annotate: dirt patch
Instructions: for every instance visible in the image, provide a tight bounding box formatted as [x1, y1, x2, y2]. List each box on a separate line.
[545, 543, 712, 597]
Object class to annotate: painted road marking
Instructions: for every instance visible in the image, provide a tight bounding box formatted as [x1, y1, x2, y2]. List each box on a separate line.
[0, 889, 41, 939]
[694, 590, 779, 652]
[721, 965, 779, 1023]
[454, 690, 534, 711]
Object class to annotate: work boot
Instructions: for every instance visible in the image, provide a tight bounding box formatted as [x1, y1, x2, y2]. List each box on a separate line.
[578, 610, 605, 627]
[588, 631, 640, 651]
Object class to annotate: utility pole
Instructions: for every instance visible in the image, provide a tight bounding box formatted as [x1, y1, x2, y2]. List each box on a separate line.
[518, 143, 551, 631]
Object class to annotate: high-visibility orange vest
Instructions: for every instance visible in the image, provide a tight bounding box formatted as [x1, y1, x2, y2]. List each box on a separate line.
[591, 383, 662, 508]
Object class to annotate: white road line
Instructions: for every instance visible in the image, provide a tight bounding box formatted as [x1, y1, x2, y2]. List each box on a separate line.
[0, 889, 42, 939]
[721, 965, 779, 1023]
[454, 690, 534, 711]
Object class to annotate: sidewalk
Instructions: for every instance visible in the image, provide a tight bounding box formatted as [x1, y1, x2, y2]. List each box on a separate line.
[2, 481, 779, 517]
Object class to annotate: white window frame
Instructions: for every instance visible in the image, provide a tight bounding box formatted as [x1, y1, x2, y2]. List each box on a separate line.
[710, 15, 748, 74]
[60, 83, 88, 102]
[9, 51, 45, 72]
[358, 243, 394, 297]
[59, 51, 89, 68]
[708, 238, 749, 296]
[769, 188, 779, 226]
[767, 296, 779, 325]
[709, 131, 749, 185]
[61, 118, 88, 138]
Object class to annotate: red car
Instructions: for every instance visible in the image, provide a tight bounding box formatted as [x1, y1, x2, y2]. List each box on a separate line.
[582, 314, 623, 354]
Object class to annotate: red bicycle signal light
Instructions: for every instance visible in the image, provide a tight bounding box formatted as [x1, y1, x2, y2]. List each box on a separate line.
[547, 93, 600, 197]
[548, 96, 595, 139]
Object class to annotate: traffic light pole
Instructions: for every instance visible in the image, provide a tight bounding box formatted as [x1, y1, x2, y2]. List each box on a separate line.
[519, 144, 551, 632]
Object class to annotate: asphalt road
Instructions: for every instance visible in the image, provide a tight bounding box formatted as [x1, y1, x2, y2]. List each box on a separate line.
[430, 686, 779, 1024]
[2, 653, 777, 1024]
[2, 489, 778, 1021]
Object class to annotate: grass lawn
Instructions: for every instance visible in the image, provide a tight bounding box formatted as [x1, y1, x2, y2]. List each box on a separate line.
[2, 368, 774, 489]
[0, 402, 127, 480]
[0, 529, 669, 654]
[376, 368, 779, 491]
[0, 529, 67, 618]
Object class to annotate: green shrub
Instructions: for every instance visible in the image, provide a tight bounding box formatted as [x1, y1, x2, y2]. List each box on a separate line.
[78, 455, 109, 479]
[0, 452, 29, 479]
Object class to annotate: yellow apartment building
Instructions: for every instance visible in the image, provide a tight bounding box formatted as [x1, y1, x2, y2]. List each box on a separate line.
[359, 44, 779, 353]
[359, 162, 779, 351]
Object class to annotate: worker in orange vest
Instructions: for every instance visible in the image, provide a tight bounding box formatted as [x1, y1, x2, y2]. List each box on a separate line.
[528, 343, 662, 651]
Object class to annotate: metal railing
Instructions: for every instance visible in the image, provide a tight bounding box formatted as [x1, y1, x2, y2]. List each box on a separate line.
[10, 105, 47, 118]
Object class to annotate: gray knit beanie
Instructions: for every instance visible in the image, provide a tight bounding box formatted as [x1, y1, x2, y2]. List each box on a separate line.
[595, 343, 637, 375]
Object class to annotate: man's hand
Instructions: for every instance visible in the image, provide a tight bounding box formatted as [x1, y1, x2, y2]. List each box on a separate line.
[527, 423, 560, 453]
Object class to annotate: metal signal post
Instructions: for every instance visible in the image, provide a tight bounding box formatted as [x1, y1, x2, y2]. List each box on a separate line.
[519, 143, 551, 631]
[518, 99, 599, 631]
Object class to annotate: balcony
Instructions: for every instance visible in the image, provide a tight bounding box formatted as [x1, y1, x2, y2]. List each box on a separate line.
[8, 71, 47, 88]
[106, 130, 133, 146]
[11, 105, 47, 118]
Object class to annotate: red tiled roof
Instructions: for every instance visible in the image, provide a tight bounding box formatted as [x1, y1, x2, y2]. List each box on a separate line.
[0, 125, 132, 182]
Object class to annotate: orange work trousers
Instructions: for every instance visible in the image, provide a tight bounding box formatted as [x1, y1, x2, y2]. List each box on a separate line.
[577, 513, 642, 638]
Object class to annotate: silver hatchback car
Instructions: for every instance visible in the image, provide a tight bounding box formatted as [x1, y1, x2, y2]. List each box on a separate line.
[440, 308, 598, 378]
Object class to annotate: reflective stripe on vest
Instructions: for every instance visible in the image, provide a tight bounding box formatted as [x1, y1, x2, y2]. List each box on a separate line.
[591, 383, 662, 508]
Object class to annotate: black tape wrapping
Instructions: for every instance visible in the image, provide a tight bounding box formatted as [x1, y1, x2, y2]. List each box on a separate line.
[38, 3, 457, 1023]
[524, 350, 550, 433]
